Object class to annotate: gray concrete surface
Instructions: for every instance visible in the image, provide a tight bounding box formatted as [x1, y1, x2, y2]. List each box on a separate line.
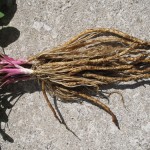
[0, 0, 150, 150]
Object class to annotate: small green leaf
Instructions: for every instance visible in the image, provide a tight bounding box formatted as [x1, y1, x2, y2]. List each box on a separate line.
[0, 12, 4, 18]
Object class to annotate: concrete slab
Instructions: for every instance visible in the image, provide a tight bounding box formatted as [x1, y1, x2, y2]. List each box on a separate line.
[0, 0, 150, 150]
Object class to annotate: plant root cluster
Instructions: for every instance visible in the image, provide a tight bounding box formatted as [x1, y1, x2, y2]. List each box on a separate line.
[29, 28, 150, 129]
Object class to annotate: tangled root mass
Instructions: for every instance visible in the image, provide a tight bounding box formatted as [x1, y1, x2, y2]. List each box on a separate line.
[29, 28, 150, 129]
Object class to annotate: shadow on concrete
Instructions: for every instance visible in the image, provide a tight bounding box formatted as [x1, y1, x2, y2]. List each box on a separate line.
[0, 80, 40, 143]
[0, 0, 17, 26]
[100, 80, 150, 91]
[0, 27, 20, 48]
[0, 0, 19, 51]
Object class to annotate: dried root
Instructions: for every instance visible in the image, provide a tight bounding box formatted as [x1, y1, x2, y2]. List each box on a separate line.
[29, 28, 150, 129]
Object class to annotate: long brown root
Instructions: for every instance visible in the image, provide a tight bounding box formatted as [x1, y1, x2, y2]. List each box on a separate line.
[41, 81, 61, 123]
[29, 28, 150, 128]
[77, 92, 120, 129]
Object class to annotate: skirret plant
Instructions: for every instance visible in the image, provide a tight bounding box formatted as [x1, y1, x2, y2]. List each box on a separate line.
[0, 28, 150, 129]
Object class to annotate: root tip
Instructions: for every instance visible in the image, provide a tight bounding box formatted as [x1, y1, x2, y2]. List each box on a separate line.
[113, 116, 120, 130]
